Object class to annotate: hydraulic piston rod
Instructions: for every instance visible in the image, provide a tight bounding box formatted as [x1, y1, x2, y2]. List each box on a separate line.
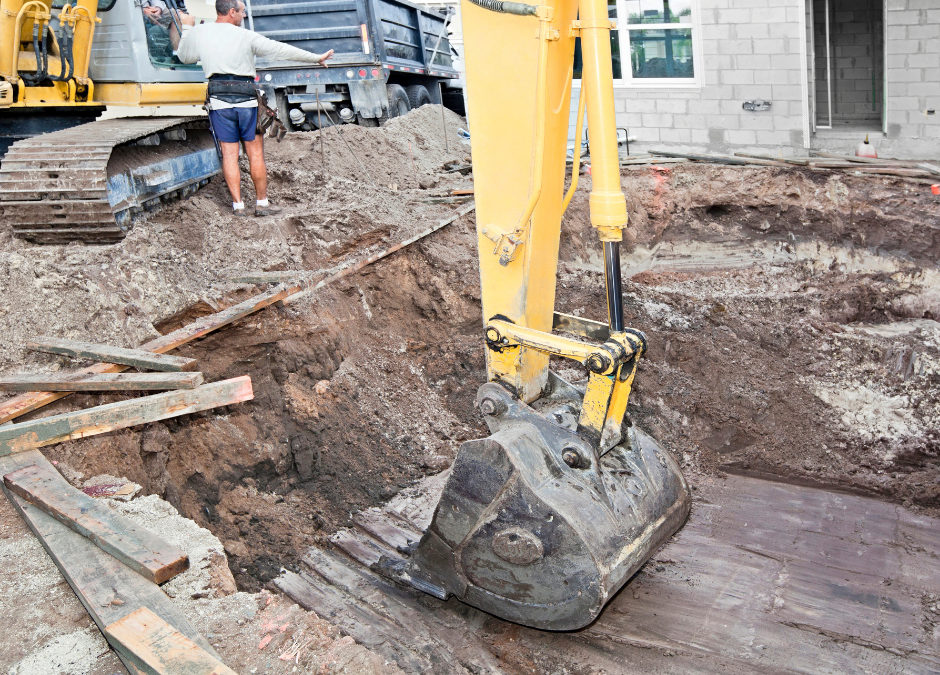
[604, 241, 624, 333]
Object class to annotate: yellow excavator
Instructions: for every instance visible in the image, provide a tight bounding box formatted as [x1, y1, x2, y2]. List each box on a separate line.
[0, 0, 218, 243]
[337, 0, 691, 631]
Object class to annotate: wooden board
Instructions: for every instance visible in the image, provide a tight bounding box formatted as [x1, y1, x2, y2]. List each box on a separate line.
[0, 376, 253, 455]
[27, 338, 199, 372]
[105, 607, 237, 675]
[0, 372, 204, 392]
[0, 284, 293, 424]
[227, 271, 322, 284]
[3, 463, 189, 584]
[0, 450, 223, 675]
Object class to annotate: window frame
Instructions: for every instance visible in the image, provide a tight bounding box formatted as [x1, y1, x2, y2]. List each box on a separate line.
[574, 0, 704, 91]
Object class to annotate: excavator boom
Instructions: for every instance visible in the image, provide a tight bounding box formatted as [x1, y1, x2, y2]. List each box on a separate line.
[343, 0, 691, 631]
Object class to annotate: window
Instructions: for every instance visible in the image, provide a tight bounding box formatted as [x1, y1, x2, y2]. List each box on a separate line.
[574, 0, 701, 88]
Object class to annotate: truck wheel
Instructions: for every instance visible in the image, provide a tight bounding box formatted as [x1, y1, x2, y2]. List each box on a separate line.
[275, 90, 295, 132]
[405, 85, 432, 109]
[386, 84, 411, 118]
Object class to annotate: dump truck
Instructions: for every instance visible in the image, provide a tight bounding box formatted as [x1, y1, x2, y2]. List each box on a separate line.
[249, 0, 461, 130]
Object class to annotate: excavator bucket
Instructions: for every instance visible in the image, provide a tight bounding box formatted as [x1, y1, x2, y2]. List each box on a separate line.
[400, 376, 690, 631]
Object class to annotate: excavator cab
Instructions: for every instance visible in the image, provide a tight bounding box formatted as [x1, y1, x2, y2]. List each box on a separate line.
[367, 0, 690, 631]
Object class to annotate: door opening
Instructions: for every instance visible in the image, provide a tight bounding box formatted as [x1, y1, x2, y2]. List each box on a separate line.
[812, 0, 883, 131]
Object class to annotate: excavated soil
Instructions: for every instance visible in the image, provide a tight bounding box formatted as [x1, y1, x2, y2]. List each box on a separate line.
[2, 106, 940, 671]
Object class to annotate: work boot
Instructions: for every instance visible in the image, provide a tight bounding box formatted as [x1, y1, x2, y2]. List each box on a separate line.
[233, 207, 248, 218]
[255, 203, 282, 217]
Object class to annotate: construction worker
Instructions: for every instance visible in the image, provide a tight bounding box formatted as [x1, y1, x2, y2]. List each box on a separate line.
[176, 0, 334, 217]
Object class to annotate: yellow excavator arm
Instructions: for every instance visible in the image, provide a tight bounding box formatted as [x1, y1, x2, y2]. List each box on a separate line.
[392, 0, 691, 631]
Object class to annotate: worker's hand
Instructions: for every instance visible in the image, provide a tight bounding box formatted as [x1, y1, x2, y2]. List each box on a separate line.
[318, 49, 335, 67]
[142, 6, 161, 22]
[179, 11, 196, 25]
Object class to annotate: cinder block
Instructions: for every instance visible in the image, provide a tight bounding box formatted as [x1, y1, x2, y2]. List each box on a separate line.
[886, 0, 908, 10]
[641, 113, 674, 128]
[688, 99, 722, 115]
[752, 39, 787, 54]
[908, 24, 940, 40]
[763, 7, 788, 24]
[768, 22, 795, 40]
[717, 8, 752, 23]
[771, 84, 802, 101]
[886, 25, 908, 41]
[755, 130, 793, 146]
[631, 126, 661, 142]
[887, 53, 909, 69]
[740, 114, 775, 131]
[662, 128, 692, 143]
[690, 129, 711, 144]
[706, 114, 742, 130]
[773, 115, 799, 130]
[657, 99, 689, 114]
[726, 129, 758, 145]
[742, 54, 772, 70]
[625, 99, 658, 113]
[736, 24, 769, 40]
[722, 70, 755, 85]
[890, 9, 924, 24]
[909, 52, 940, 69]
[890, 68, 925, 82]
[734, 85, 774, 100]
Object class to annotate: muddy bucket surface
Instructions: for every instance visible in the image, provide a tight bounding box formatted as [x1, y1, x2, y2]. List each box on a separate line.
[407, 381, 691, 631]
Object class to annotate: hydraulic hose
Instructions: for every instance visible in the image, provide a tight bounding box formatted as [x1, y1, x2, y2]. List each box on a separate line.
[603, 241, 624, 333]
[466, 0, 537, 16]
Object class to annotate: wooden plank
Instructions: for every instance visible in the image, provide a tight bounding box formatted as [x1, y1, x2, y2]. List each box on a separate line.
[450, 189, 474, 195]
[26, 338, 199, 372]
[0, 376, 253, 456]
[0, 284, 292, 424]
[811, 150, 910, 165]
[733, 152, 810, 166]
[227, 271, 321, 284]
[0, 372, 204, 392]
[3, 463, 189, 584]
[916, 162, 940, 176]
[283, 203, 476, 305]
[105, 607, 237, 675]
[649, 150, 749, 165]
[0, 450, 223, 675]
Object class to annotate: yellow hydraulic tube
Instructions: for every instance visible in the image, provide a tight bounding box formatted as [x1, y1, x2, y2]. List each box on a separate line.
[560, 77, 585, 215]
[578, 0, 627, 242]
[65, 0, 99, 82]
[512, 7, 553, 239]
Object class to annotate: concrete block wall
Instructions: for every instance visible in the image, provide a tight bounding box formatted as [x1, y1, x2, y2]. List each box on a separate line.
[885, 0, 940, 150]
[570, 0, 808, 156]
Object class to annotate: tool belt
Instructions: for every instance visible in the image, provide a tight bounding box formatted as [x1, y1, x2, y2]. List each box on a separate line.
[206, 78, 258, 99]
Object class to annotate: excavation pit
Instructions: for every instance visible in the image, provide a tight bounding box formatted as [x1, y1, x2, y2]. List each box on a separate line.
[1, 111, 939, 671]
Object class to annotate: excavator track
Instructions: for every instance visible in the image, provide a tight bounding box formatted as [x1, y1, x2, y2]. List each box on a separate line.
[0, 116, 219, 245]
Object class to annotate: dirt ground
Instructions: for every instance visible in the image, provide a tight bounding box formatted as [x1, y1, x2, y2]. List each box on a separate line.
[1, 104, 939, 672]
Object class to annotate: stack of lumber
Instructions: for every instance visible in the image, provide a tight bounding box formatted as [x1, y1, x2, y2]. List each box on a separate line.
[629, 149, 940, 180]
[0, 332, 259, 671]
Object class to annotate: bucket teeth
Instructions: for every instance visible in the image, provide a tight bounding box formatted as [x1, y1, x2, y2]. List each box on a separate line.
[405, 377, 691, 631]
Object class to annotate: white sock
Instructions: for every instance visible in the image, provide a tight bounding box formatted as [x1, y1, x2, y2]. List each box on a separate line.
[233, 201, 245, 210]
[256, 199, 270, 207]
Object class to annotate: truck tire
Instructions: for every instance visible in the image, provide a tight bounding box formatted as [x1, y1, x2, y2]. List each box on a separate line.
[386, 84, 411, 119]
[275, 90, 295, 132]
[405, 85, 432, 109]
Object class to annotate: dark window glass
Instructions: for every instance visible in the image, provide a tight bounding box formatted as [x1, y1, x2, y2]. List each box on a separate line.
[629, 28, 693, 78]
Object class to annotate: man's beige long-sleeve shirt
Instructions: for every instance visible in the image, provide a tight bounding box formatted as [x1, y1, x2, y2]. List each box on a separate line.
[176, 22, 323, 78]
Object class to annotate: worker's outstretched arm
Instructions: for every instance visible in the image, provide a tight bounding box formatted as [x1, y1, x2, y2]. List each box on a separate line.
[249, 34, 332, 65]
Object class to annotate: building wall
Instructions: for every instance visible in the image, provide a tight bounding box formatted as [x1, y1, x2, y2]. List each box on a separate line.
[885, 0, 940, 152]
[565, 0, 940, 158]
[571, 0, 809, 156]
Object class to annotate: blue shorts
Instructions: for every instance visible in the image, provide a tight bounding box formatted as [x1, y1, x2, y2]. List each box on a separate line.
[209, 107, 257, 143]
